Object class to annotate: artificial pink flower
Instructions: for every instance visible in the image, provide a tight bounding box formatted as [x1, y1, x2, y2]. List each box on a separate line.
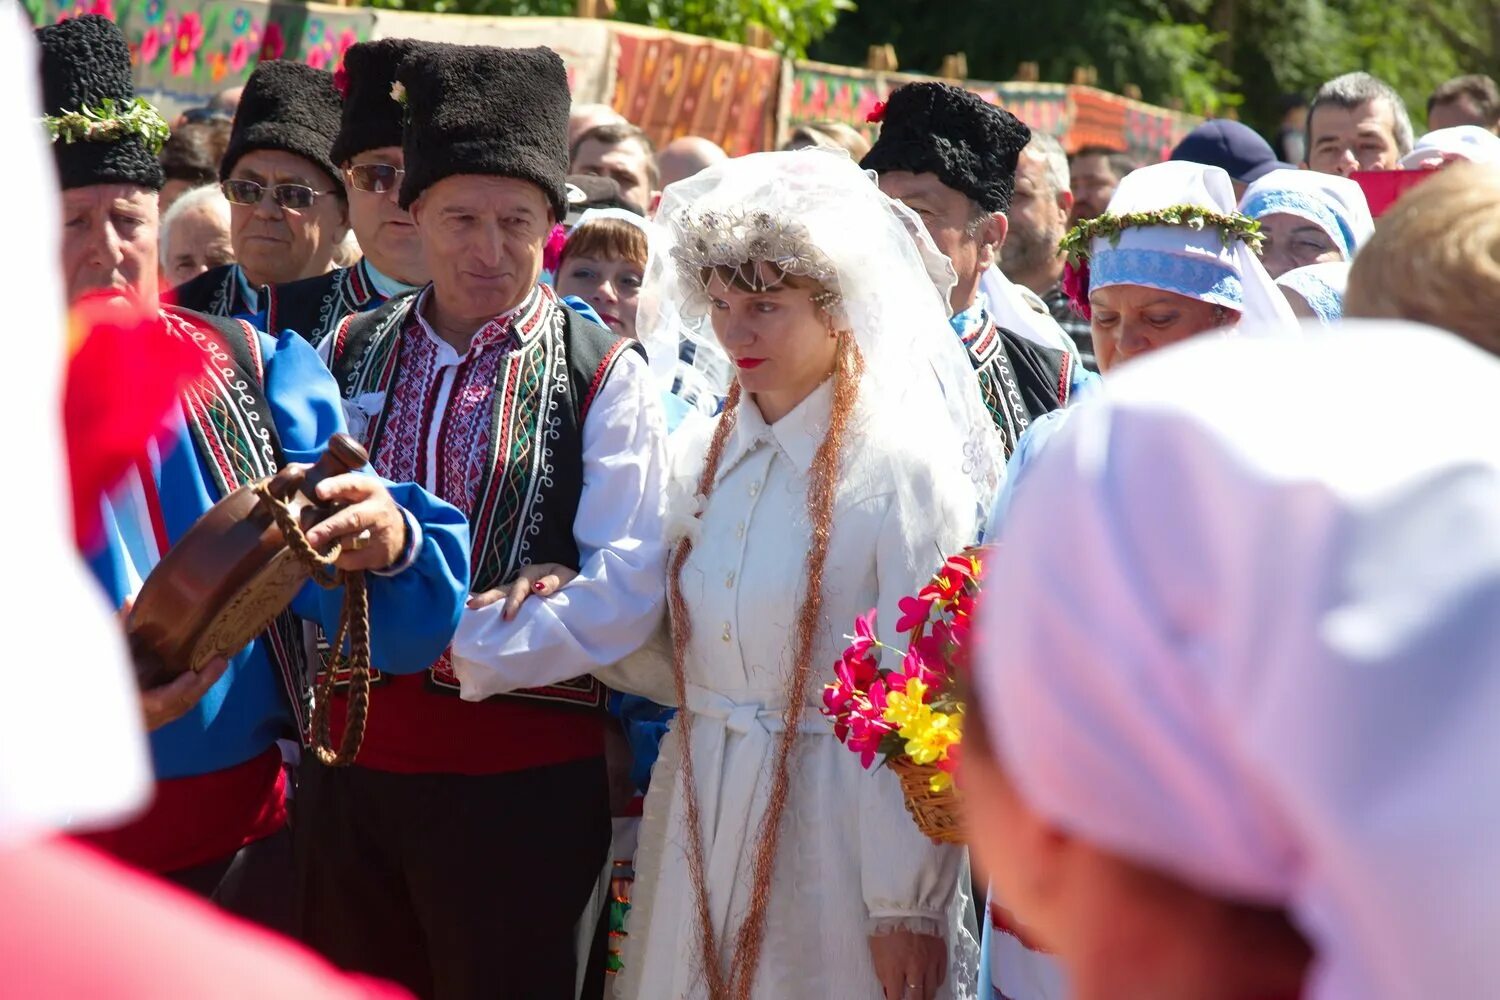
[847, 713, 894, 768]
[846, 608, 879, 660]
[835, 647, 878, 692]
[332, 63, 349, 97]
[896, 593, 933, 634]
[866, 100, 887, 124]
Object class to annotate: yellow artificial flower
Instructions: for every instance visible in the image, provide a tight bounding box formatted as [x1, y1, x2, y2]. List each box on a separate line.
[929, 770, 954, 794]
[904, 710, 960, 765]
[882, 678, 930, 731]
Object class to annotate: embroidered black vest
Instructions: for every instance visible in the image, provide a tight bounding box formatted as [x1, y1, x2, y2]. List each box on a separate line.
[264, 259, 389, 346]
[966, 315, 1075, 457]
[327, 288, 641, 712]
[164, 305, 314, 738]
[167, 264, 259, 319]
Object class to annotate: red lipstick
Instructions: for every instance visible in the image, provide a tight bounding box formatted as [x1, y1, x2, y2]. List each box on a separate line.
[735, 358, 766, 370]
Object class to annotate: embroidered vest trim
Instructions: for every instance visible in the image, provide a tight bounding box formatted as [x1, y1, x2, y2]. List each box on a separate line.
[329, 286, 640, 713]
[163, 306, 314, 737]
[265, 259, 385, 346]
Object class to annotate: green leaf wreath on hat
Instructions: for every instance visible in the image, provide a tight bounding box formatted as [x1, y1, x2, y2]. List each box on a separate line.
[1059, 205, 1265, 320]
[43, 97, 171, 157]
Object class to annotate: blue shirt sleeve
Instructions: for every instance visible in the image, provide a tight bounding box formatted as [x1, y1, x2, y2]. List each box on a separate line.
[1069, 363, 1102, 403]
[262, 329, 472, 674]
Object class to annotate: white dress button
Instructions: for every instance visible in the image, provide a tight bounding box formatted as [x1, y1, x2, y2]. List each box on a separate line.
[725, 572, 735, 588]
[721, 622, 732, 642]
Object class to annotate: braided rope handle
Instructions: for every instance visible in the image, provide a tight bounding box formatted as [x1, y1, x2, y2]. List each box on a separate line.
[252, 482, 371, 767]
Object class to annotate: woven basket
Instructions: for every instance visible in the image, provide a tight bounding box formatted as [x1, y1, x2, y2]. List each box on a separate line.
[890, 759, 963, 844]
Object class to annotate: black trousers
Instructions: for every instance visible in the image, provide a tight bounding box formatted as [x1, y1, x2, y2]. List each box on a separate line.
[164, 825, 295, 935]
[295, 756, 611, 1000]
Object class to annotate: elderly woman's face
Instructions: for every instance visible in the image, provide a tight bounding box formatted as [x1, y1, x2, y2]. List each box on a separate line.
[60, 183, 158, 306]
[1090, 285, 1238, 372]
[1258, 212, 1344, 279]
[226, 148, 347, 287]
[163, 202, 235, 288]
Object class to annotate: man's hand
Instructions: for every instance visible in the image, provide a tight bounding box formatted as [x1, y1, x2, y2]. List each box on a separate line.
[141, 657, 230, 730]
[304, 473, 409, 572]
[467, 563, 578, 621]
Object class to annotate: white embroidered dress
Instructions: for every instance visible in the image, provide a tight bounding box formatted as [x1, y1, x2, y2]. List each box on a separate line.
[601, 382, 981, 1000]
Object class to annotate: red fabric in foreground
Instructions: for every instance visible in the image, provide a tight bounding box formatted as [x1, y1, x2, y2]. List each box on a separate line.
[0, 837, 410, 999]
[78, 746, 286, 874]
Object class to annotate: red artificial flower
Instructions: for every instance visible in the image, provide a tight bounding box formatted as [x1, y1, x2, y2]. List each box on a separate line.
[64, 293, 202, 550]
[866, 100, 887, 124]
[542, 224, 568, 274]
[332, 63, 349, 98]
[847, 711, 895, 768]
[835, 646, 879, 692]
[259, 20, 285, 61]
[1063, 258, 1091, 320]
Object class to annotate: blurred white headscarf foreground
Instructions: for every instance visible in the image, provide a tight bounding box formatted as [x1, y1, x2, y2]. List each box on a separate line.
[976, 321, 1500, 999]
[0, 8, 151, 850]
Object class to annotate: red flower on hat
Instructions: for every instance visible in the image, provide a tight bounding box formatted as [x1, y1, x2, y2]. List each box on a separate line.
[332, 64, 349, 97]
[1062, 258, 1091, 320]
[260, 20, 284, 61]
[866, 101, 887, 124]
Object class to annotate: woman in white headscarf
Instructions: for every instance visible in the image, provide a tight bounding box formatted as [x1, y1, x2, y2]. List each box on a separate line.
[967, 321, 1500, 1000]
[1238, 168, 1375, 279]
[1400, 124, 1500, 168]
[600, 148, 996, 1000]
[1277, 261, 1349, 324]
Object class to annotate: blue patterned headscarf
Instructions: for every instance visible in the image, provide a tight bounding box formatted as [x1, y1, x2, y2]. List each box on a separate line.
[1238, 169, 1374, 260]
[1088, 161, 1295, 327]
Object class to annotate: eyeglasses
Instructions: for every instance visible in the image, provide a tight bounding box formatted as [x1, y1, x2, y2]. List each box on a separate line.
[221, 178, 336, 210]
[345, 163, 406, 193]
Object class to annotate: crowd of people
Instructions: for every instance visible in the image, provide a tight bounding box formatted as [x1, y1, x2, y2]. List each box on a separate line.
[11, 5, 1500, 999]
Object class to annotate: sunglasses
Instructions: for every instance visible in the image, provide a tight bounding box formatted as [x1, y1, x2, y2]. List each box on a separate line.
[345, 163, 406, 193]
[221, 178, 337, 210]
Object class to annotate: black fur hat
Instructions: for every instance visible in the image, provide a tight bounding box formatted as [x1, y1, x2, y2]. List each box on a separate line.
[861, 82, 1032, 213]
[330, 38, 431, 166]
[221, 61, 343, 191]
[395, 44, 570, 217]
[35, 15, 166, 191]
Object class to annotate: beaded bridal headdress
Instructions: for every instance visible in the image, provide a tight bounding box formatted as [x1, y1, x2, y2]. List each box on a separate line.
[639, 148, 1005, 513]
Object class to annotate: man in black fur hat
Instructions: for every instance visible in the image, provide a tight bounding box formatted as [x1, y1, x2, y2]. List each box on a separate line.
[296, 42, 668, 999]
[257, 39, 432, 345]
[864, 82, 1096, 458]
[37, 14, 469, 933]
[170, 60, 350, 318]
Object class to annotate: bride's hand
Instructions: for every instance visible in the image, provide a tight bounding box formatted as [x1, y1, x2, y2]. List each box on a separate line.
[868, 928, 946, 1000]
[466, 563, 578, 620]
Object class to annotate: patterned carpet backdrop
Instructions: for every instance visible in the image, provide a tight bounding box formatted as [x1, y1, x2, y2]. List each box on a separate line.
[25, 0, 1194, 160]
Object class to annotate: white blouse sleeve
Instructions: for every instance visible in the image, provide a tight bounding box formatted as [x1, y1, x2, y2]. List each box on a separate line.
[451, 350, 670, 699]
[858, 460, 977, 932]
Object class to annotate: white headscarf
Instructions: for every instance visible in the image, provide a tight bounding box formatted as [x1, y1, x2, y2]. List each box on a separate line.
[976, 320, 1500, 999]
[1088, 161, 1296, 329]
[2, 10, 151, 849]
[642, 148, 1005, 508]
[1238, 168, 1376, 260]
[1400, 125, 1500, 168]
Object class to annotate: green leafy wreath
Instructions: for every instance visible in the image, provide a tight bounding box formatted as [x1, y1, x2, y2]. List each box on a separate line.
[1059, 205, 1265, 265]
[43, 97, 170, 157]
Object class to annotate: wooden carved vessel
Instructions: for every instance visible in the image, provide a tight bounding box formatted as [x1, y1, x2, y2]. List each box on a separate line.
[128, 434, 368, 689]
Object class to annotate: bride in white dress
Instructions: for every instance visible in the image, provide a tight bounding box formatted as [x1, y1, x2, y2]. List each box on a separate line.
[601, 150, 998, 1000]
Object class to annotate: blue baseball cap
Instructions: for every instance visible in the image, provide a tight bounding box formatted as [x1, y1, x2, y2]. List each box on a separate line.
[1170, 119, 1293, 184]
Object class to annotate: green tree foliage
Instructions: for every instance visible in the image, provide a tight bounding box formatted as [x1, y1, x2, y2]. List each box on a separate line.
[361, 0, 849, 56]
[813, 0, 1500, 132]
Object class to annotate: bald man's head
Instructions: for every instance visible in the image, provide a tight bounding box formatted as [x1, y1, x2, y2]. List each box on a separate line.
[656, 135, 728, 189]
